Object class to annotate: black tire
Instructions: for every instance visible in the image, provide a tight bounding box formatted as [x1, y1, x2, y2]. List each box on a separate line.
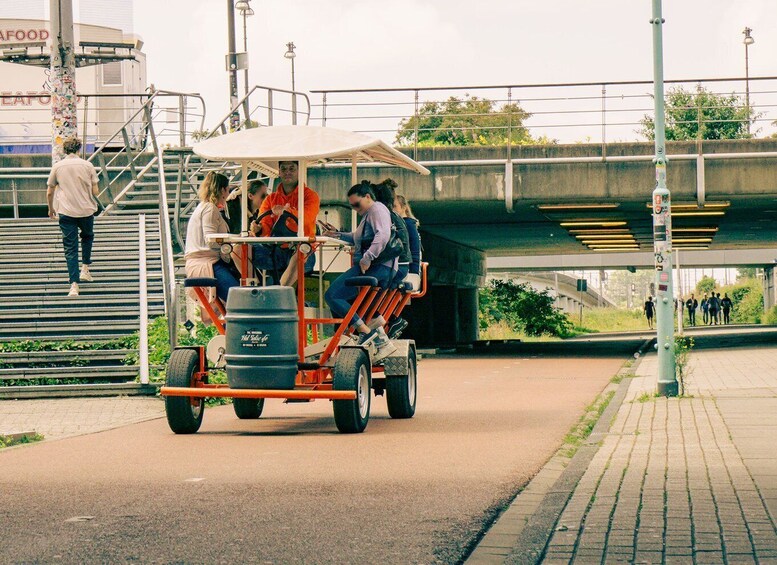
[165, 348, 205, 434]
[233, 398, 265, 419]
[332, 348, 371, 433]
[386, 346, 417, 419]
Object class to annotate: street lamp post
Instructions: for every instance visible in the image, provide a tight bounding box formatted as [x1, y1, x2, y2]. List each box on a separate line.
[284, 42, 297, 125]
[743, 27, 754, 136]
[226, 0, 240, 131]
[235, 0, 254, 98]
[651, 0, 677, 396]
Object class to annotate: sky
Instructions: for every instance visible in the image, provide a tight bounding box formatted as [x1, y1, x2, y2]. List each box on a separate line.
[123, 0, 777, 139]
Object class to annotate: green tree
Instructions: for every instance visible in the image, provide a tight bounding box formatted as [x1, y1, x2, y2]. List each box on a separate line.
[640, 85, 756, 141]
[696, 275, 717, 295]
[479, 279, 571, 337]
[396, 95, 553, 147]
[737, 267, 757, 279]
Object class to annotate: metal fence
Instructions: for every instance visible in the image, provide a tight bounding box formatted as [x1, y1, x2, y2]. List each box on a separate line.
[0, 90, 206, 152]
[311, 76, 777, 153]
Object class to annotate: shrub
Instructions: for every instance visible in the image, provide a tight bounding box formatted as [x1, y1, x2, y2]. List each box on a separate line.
[479, 279, 572, 338]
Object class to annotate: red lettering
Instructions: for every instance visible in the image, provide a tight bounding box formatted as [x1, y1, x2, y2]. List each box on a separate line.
[28, 30, 38, 41]
[15, 30, 25, 41]
[40, 29, 49, 41]
[1, 92, 12, 106]
[0, 31, 6, 42]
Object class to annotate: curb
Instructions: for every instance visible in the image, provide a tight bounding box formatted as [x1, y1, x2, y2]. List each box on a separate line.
[464, 339, 653, 565]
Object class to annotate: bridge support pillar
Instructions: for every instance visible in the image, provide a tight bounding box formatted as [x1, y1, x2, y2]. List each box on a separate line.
[405, 286, 479, 347]
[402, 232, 485, 347]
[763, 267, 776, 312]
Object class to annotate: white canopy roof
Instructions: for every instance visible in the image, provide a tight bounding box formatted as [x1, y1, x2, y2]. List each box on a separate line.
[192, 125, 430, 176]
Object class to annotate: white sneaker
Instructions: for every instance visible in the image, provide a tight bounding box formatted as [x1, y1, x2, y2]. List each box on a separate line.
[80, 264, 93, 282]
[68, 282, 79, 297]
[373, 327, 397, 361]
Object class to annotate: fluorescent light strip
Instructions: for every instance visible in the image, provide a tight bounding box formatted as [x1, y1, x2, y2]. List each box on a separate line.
[581, 240, 637, 245]
[674, 238, 713, 243]
[672, 246, 710, 250]
[672, 227, 719, 233]
[568, 229, 631, 234]
[560, 221, 627, 227]
[539, 203, 620, 211]
[575, 234, 635, 240]
[587, 244, 640, 249]
[645, 201, 730, 210]
[671, 211, 725, 217]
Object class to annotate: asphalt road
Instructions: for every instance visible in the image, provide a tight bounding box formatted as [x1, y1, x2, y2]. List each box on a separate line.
[0, 348, 629, 565]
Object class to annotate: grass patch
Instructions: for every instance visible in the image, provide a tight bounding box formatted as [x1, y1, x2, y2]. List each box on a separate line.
[635, 391, 657, 403]
[574, 307, 649, 334]
[0, 433, 44, 449]
[560, 389, 615, 459]
[479, 320, 565, 342]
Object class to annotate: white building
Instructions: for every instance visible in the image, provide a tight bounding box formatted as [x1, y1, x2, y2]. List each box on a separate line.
[0, 12, 147, 153]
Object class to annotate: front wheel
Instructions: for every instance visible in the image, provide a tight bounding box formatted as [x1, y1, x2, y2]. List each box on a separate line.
[233, 398, 264, 419]
[332, 348, 371, 433]
[386, 347, 417, 419]
[165, 348, 205, 434]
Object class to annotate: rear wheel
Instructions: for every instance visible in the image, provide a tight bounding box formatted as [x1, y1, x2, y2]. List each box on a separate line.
[233, 398, 265, 419]
[386, 346, 417, 419]
[165, 348, 205, 434]
[332, 348, 371, 433]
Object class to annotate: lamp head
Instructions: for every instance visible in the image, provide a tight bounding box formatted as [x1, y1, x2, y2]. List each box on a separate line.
[235, 0, 251, 13]
[743, 27, 754, 45]
[284, 42, 296, 59]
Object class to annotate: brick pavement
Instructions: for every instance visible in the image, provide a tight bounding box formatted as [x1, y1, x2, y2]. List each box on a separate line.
[0, 397, 165, 441]
[468, 345, 777, 565]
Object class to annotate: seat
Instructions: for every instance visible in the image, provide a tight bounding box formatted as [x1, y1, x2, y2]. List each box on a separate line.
[403, 273, 421, 292]
[344, 276, 379, 288]
[184, 277, 218, 288]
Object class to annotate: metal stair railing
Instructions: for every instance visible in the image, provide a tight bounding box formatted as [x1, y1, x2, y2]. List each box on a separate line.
[92, 89, 206, 215]
[206, 84, 311, 139]
[165, 85, 310, 249]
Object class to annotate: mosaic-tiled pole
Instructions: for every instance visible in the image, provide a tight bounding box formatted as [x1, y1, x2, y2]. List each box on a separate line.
[50, 0, 78, 163]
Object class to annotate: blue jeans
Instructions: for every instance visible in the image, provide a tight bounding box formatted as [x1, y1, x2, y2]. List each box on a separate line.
[59, 214, 94, 284]
[252, 244, 315, 284]
[212, 259, 239, 303]
[325, 264, 393, 327]
[391, 264, 409, 287]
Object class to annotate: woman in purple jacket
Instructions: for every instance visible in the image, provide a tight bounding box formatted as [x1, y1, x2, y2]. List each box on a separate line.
[324, 181, 397, 359]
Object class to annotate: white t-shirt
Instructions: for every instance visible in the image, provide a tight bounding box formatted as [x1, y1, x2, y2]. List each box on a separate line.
[184, 201, 231, 262]
[47, 154, 99, 218]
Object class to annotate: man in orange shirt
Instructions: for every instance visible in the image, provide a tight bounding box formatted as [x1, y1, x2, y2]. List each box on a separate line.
[252, 161, 320, 285]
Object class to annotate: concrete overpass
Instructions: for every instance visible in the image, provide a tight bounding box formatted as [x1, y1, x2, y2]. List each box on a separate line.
[306, 138, 777, 344]
[495, 271, 615, 313]
[4, 138, 777, 345]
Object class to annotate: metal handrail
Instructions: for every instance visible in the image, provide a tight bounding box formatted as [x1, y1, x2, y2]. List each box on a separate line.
[206, 84, 311, 139]
[158, 147, 178, 348]
[91, 89, 206, 211]
[310, 75, 777, 95]
[312, 75, 777, 151]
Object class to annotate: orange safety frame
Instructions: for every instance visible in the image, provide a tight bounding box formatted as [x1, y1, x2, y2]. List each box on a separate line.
[160, 238, 428, 403]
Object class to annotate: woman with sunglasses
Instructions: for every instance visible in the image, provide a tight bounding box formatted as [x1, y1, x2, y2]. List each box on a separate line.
[184, 172, 239, 309]
[324, 181, 397, 359]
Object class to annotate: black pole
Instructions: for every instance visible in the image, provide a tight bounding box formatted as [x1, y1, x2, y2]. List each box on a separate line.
[227, 0, 239, 130]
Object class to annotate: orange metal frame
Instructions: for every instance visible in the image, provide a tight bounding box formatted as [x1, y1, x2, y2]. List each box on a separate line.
[160, 242, 428, 402]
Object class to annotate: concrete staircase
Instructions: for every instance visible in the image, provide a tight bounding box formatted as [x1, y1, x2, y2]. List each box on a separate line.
[0, 216, 165, 394]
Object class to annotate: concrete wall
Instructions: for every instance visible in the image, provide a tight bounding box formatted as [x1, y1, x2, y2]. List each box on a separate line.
[305, 139, 777, 206]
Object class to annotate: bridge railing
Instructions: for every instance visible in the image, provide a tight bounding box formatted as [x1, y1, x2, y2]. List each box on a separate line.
[311, 76, 777, 155]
